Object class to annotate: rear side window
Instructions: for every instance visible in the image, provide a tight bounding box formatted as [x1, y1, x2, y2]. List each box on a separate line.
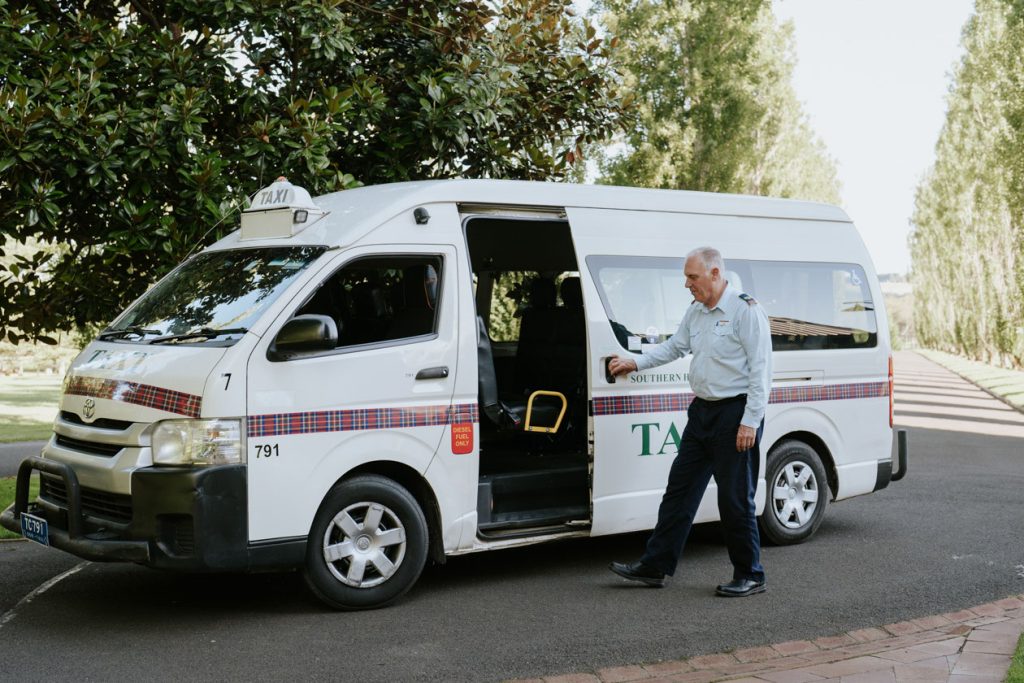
[486, 271, 579, 342]
[586, 256, 877, 351]
[297, 254, 442, 348]
[738, 261, 877, 351]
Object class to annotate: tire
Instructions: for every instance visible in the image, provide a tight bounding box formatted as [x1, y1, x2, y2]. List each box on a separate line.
[303, 475, 428, 610]
[758, 440, 830, 545]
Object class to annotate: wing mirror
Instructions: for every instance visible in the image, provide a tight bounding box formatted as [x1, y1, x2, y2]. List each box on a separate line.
[268, 314, 339, 361]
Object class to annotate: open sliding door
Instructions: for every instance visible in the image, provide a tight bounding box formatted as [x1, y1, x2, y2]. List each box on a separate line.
[565, 207, 725, 536]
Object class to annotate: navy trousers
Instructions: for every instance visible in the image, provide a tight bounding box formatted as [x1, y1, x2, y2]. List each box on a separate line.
[640, 396, 765, 582]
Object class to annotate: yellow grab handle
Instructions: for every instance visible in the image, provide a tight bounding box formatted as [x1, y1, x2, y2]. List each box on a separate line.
[524, 390, 568, 433]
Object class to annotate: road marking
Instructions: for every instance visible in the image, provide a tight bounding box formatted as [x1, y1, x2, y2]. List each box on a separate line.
[0, 561, 89, 630]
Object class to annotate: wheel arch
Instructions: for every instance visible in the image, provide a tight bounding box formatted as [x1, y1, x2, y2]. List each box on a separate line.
[341, 461, 446, 565]
[768, 431, 837, 501]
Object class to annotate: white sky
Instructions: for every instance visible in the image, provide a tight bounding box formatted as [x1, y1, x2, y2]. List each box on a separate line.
[772, 0, 975, 275]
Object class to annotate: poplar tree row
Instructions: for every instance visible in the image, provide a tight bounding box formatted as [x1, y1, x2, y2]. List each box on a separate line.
[594, 0, 840, 202]
[911, 0, 1024, 367]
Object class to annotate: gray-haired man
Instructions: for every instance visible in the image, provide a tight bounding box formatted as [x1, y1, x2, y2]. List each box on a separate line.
[607, 246, 772, 597]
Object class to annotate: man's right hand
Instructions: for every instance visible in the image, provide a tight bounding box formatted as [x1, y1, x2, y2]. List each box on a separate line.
[608, 355, 638, 377]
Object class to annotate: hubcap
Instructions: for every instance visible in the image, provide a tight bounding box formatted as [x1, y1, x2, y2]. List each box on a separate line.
[771, 461, 820, 530]
[322, 501, 407, 588]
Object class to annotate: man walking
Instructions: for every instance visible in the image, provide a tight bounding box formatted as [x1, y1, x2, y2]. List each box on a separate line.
[607, 246, 772, 597]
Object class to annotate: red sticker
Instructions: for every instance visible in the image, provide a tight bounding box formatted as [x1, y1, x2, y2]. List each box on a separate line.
[451, 423, 474, 455]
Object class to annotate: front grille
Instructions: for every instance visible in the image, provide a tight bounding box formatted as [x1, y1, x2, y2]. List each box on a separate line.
[55, 434, 123, 458]
[39, 476, 133, 524]
[60, 411, 133, 431]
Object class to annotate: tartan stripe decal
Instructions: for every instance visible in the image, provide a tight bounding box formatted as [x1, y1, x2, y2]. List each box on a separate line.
[770, 381, 889, 405]
[248, 402, 479, 438]
[592, 381, 889, 417]
[64, 376, 202, 418]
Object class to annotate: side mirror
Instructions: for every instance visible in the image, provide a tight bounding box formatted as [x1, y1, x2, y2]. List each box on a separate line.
[268, 314, 338, 361]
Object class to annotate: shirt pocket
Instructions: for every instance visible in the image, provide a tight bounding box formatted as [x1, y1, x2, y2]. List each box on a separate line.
[711, 323, 737, 358]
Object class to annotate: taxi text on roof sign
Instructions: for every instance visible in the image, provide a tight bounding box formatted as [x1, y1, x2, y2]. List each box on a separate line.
[240, 177, 326, 240]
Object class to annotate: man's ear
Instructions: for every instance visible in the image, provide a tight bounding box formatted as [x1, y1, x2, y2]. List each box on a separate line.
[710, 267, 720, 280]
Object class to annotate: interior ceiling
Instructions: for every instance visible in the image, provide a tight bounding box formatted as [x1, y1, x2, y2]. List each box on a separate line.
[466, 218, 578, 272]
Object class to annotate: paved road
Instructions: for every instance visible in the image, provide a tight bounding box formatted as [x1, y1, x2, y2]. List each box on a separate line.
[1, 352, 1022, 682]
[0, 440, 45, 477]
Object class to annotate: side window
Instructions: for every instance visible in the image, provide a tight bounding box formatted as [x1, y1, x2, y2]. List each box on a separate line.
[297, 254, 442, 348]
[586, 255, 691, 348]
[587, 255, 877, 352]
[743, 261, 877, 350]
[488, 271, 533, 342]
[487, 271, 579, 342]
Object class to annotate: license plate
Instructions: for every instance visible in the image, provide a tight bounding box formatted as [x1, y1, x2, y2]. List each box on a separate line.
[20, 512, 49, 547]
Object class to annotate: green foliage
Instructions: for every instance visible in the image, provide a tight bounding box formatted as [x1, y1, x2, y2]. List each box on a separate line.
[0, 0, 631, 342]
[883, 291, 916, 351]
[910, 0, 1024, 367]
[489, 271, 529, 342]
[1008, 632, 1024, 683]
[593, 0, 839, 202]
[0, 475, 40, 539]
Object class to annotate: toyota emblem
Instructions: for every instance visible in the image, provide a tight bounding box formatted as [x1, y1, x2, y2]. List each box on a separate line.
[83, 398, 96, 420]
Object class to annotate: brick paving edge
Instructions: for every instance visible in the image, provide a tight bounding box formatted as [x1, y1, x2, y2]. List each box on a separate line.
[510, 593, 1024, 683]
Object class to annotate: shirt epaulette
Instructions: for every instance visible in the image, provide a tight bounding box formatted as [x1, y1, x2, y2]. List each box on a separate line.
[738, 292, 757, 305]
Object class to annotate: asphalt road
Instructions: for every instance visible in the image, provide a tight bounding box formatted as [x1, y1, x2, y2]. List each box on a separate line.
[0, 440, 45, 477]
[1, 351, 1022, 682]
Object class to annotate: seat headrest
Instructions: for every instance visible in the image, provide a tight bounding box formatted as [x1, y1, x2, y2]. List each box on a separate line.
[560, 277, 582, 308]
[527, 278, 557, 309]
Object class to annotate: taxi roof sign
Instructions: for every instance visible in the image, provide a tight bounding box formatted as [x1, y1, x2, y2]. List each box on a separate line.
[240, 177, 325, 240]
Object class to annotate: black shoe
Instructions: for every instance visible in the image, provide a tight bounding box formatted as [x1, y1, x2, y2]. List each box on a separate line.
[715, 578, 766, 597]
[609, 560, 666, 587]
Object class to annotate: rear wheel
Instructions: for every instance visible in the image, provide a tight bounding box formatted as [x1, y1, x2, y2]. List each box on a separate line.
[303, 475, 428, 610]
[758, 440, 829, 545]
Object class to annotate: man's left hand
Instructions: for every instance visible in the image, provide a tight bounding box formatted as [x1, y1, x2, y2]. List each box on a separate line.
[736, 425, 756, 452]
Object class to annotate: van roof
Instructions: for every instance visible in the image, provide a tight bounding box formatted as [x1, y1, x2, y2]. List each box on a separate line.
[210, 179, 852, 251]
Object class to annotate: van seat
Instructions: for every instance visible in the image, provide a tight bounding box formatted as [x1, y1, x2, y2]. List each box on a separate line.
[515, 278, 559, 391]
[478, 316, 563, 432]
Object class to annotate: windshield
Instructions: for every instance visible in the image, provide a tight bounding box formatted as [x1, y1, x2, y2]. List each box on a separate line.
[103, 246, 326, 345]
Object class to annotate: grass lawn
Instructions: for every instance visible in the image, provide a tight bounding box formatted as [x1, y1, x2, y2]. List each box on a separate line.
[1008, 633, 1024, 683]
[0, 374, 61, 442]
[917, 349, 1024, 411]
[0, 474, 40, 540]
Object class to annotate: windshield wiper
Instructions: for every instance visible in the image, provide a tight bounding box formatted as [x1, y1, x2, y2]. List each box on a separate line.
[98, 325, 163, 341]
[149, 327, 249, 344]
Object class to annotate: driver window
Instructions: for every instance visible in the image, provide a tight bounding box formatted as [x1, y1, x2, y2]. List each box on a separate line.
[297, 254, 443, 348]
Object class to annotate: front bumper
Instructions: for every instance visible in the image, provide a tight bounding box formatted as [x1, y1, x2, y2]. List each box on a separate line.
[1, 456, 251, 570]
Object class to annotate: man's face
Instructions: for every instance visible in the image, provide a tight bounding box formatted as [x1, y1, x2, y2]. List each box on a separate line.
[684, 255, 719, 306]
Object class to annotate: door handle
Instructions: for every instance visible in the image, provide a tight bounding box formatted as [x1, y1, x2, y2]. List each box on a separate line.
[603, 357, 616, 384]
[415, 366, 450, 380]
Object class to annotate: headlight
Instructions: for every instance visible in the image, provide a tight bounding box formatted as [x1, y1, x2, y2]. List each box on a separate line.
[152, 419, 244, 466]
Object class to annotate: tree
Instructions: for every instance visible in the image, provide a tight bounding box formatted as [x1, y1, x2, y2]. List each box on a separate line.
[0, 0, 631, 342]
[593, 0, 839, 203]
[910, 0, 1024, 366]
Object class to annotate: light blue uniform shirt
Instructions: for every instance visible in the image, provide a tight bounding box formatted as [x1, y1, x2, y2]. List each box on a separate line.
[634, 282, 772, 428]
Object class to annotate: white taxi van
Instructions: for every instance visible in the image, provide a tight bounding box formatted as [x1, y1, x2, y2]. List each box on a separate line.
[2, 178, 908, 609]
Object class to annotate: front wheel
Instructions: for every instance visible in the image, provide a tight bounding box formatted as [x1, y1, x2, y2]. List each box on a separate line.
[303, 475, 428, 610]
[758, 440, 830, 545]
